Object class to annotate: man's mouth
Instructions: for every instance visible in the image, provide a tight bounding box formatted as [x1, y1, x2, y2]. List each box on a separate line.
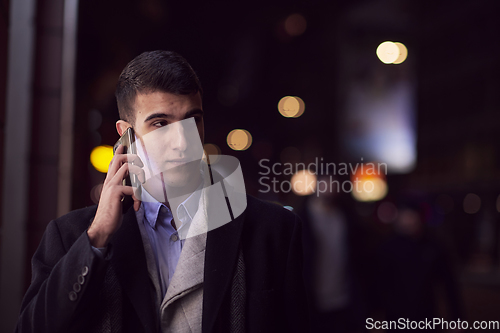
[166, 158, 191, 167]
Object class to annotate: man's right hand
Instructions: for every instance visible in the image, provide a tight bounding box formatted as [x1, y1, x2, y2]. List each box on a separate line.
[87, 144, 145, 248]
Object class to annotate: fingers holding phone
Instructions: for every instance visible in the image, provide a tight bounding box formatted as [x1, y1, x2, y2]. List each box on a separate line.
[88, 141, 145, 248]
[107, 148, 145, 188]
[106, 147, 144, 185]
[109, 143, 145, 208]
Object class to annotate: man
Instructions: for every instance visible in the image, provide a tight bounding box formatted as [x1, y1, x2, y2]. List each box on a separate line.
[15, 51, 308, 332]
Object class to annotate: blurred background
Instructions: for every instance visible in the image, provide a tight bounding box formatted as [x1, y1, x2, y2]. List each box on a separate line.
[1, 0, 500, 331]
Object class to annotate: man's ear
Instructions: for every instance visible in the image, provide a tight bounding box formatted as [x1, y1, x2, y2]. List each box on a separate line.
[116, 120, 132, 136]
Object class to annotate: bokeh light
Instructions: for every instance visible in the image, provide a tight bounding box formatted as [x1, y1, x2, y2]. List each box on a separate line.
[376, 41, 400, 64]
[278, 96, 305, 118]
[90, 145, 114, 173]
[376, 41, 408, 64]
[291, 169, 316, 196]
[90, 183, 103, 204]
[463, 193, 481, 214]
[284, 14, 307, 36]
[227, 129, 252, 151]
[352, 177, 388, 202]
[350, 165, 388, 202]
[377, 201, 398, 223]
[393, 42, 408, 64]
[203, 143, 221, 164]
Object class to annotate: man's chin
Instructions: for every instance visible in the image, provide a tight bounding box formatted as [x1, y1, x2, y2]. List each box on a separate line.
[161, 170, 199, 187]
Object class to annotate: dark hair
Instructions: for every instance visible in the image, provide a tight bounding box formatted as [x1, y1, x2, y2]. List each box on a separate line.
[115, 50, 203, 125]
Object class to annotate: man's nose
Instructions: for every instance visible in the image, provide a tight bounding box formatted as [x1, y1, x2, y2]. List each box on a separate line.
[171, 121, 188, 151]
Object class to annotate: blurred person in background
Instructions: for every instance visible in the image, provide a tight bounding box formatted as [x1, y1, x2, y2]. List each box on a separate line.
[298, 172, 369, 333]
[376, 201, 464, 332]
[15, 50, 308, 333]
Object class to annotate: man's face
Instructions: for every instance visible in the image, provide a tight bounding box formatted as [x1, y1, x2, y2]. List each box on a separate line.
[117, 91, 204, 191]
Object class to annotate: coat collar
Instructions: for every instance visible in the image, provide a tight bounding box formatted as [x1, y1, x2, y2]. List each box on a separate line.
[202, 202, 246, 333]
[109, 180, 247, 333]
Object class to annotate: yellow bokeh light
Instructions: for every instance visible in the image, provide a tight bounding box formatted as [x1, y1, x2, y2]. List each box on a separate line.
[227, 129, 252, 151]
[351, 177, 388, 202]
[90, 145, 114, 173]
[376, 41, 399, 64]
[291, 169, 316, 196]
[203, 143, 221, 164]
[295, 97, 305, 117]
[393, 42, 408, 64]
[351, 163, 388, 202]
[278, 96, 305, 118]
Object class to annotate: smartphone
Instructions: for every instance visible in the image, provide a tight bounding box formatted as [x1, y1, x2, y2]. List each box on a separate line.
[113, 127, 142, 206]
[113, 126, 136, 155]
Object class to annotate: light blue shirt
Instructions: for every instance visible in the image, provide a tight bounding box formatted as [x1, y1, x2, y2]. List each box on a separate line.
[138, 181, 203, 299]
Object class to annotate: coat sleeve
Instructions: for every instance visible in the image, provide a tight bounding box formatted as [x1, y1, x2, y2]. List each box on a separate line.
[15, 219, 110, 333]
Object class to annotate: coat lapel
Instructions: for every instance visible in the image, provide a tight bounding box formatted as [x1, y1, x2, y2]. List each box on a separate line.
[159, 172, 212, 332]
[162, 178, 210, 308]
[202, 201, 245, 333]
[110, 205, 158, 332]
[159, 232, 206, 332]
[161, 232, 206, 308]
[161, 171, 246, 333]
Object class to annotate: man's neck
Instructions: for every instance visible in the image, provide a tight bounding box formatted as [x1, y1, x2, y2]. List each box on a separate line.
[142, 171, 202, 211]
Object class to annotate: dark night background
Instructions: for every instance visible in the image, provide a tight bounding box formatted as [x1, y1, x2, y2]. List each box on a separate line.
[2, 0, 500, 331]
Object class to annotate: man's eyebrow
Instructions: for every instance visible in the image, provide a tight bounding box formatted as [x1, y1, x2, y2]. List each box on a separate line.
[143, 109, 204, 123]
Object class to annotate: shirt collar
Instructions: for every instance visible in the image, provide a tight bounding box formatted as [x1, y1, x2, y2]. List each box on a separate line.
[176, 181, 203, 227]
[141, 189, 168, 229]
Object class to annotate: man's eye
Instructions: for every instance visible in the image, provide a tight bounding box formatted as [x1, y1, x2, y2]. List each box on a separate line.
[153, 121, 168, 127]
